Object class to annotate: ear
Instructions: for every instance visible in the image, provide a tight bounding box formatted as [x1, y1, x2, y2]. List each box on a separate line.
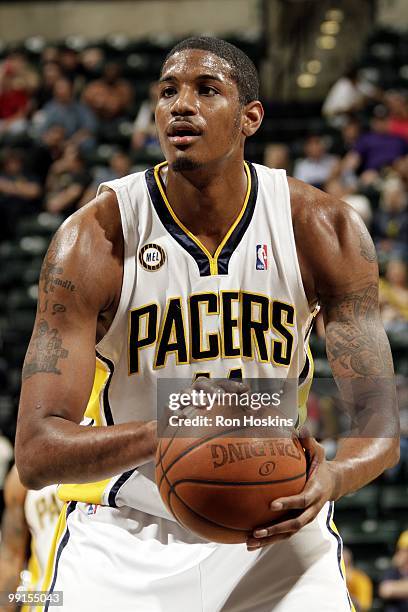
[242, 101, 264, 137]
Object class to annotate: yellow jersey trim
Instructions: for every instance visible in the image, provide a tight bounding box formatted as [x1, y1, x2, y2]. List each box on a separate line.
[153, 161, 252, 275]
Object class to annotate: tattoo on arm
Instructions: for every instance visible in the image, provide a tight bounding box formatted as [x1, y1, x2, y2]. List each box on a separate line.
[39, 234, 76, 295]
[324, 283, 393, 377]
[22, 320, 69, 381]
[359, 231, 377, 263]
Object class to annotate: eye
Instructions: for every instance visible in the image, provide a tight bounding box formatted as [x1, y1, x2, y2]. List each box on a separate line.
[160, 86, 176, 98]
[200, 85, 218, 96]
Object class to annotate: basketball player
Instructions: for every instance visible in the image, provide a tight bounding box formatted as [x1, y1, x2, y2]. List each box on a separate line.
[15, 37, 399, 611]
[0, 465, 62, 612]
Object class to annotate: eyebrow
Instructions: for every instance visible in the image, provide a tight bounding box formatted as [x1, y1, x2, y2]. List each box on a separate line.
[159, 73, 225, 84]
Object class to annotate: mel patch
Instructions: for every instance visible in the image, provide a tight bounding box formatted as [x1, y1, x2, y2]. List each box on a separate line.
[139, 243, 166, 271]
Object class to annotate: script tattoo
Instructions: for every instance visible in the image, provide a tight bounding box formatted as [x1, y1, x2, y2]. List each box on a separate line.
[22, 319, 68, 380]
[359, 231, 377, 263]
[39, 234, 76, 294]
[325, 283, 392, 377]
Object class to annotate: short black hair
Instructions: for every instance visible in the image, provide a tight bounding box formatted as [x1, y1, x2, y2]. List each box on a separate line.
[162, 36, 259, 105]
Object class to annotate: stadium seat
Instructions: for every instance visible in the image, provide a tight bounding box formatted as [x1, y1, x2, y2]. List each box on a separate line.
[334, 485, 380, 521]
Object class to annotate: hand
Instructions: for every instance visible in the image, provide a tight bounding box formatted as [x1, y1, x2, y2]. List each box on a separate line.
[159, 376, 250, 438]
[246, 430, 338, 551]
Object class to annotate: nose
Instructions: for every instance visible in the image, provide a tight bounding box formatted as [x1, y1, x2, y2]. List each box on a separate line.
[170, 85, 197, 117]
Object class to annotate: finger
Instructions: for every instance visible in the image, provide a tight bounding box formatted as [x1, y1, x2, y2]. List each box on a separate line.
[298, 428, 325, 459]
[247, 532, 292, 550]
[217, 379, 251, 395]
[191, 377, 225, 396]
[253, 506, 317, 539]
[269, 481, 320, 512]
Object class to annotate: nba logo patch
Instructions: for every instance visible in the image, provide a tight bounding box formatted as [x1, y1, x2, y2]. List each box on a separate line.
[256, 244, 268, 270]
[87, 504, 98, 515]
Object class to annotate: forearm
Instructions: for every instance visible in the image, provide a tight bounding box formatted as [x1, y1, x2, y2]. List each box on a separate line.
[329, 436, 398, 500]
[324, 281, 400, 499]
[16, 418, 157, 489]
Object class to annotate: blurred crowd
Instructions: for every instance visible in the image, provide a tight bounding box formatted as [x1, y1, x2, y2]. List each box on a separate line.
[0, 44, 161, 241]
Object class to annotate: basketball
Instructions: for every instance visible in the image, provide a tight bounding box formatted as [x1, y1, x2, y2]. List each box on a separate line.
[155, 426, 307, 544]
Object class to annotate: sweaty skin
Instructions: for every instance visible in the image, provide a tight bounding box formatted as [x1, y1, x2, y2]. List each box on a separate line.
[16, 50, 399, 548]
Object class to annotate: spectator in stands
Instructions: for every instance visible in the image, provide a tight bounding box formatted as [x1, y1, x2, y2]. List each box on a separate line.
[322, 66, 378, 125]
[45, 143, 91, 215]
[293, 135, 338, 189]
[0, 148, 41, 239]
[35, 61, 64, 108]
[0, 52, 39, 136]
[82, 61, 133, 121]
[332, 115, 362, 158]
[264, 143, 291, 172]
[59, 47, 84, 87]
[342, 106, 408, 186]
[31, 123, 67, 184]
[41, 46, 60, 64]
[132, 81, 160, 152]
[36, 77, 97, 153]
[79, 150, 132, 205]
[386, 91, 408, 143]
[379, 530, 408, 611]
[343, 547, 373, 612]
[80, 47, 105, 82]
[372, 176, 408, 260]
[379, 259, 408, 334]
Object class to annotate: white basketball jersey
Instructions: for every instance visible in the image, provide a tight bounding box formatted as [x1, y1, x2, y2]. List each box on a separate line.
[24, 485, 62, 590]
[58, 162, 315, 519]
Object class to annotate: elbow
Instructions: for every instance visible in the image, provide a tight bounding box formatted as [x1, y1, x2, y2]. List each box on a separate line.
[15, 452, 45, 490]
[15, 436, 49, 490]
[385, 438, 400, 470]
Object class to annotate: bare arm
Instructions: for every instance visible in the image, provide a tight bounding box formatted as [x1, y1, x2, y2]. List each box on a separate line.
[0, 466, 29, 611]
[248, 180, 399, 549]
[15, 191, 157, 490]
[315, 193, 399, 496]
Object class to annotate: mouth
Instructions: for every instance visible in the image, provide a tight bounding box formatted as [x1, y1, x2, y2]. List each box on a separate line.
[167, 122, 202, 147]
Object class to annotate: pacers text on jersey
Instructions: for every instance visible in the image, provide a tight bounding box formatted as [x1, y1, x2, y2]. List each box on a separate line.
[128, 291, 295, 373]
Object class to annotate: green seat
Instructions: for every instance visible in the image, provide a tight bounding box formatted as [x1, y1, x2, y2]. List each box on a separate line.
[380, 485, 408, 511]
[335, 485, 380, 520]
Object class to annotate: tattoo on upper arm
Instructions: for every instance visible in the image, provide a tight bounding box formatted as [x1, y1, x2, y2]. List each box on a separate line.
[39, 234, 76, 295]
[22, 319, 69, 381]
[359, 231, 377, 263]
[324, 283, 393, 377]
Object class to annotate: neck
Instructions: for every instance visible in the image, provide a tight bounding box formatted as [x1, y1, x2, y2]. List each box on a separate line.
[164, 157, 248, 253]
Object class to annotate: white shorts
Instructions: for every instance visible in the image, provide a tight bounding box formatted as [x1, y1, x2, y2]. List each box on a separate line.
[42, 501, 354, 612]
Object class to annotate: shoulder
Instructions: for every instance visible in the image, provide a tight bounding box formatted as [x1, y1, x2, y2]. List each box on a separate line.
[55, 189, 122, 259]
[288, 175, 360, 238]
[287, 177, 376, 295]
[45, 189, 123, 310]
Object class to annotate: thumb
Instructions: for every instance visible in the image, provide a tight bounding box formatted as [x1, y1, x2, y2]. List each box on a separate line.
[298, 426, 325, 477]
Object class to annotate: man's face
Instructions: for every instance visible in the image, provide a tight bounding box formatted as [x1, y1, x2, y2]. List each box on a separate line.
[155, 49, 244, 172]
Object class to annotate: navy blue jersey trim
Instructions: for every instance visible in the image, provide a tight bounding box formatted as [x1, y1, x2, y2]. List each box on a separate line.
[326, 502, 343, 578]
[95, 351, 115, 426]
[145, 162, 258, 277]
[216, 162, 258, 274]
[45, 501, 77, 611]
[108, 469, 136, 507]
